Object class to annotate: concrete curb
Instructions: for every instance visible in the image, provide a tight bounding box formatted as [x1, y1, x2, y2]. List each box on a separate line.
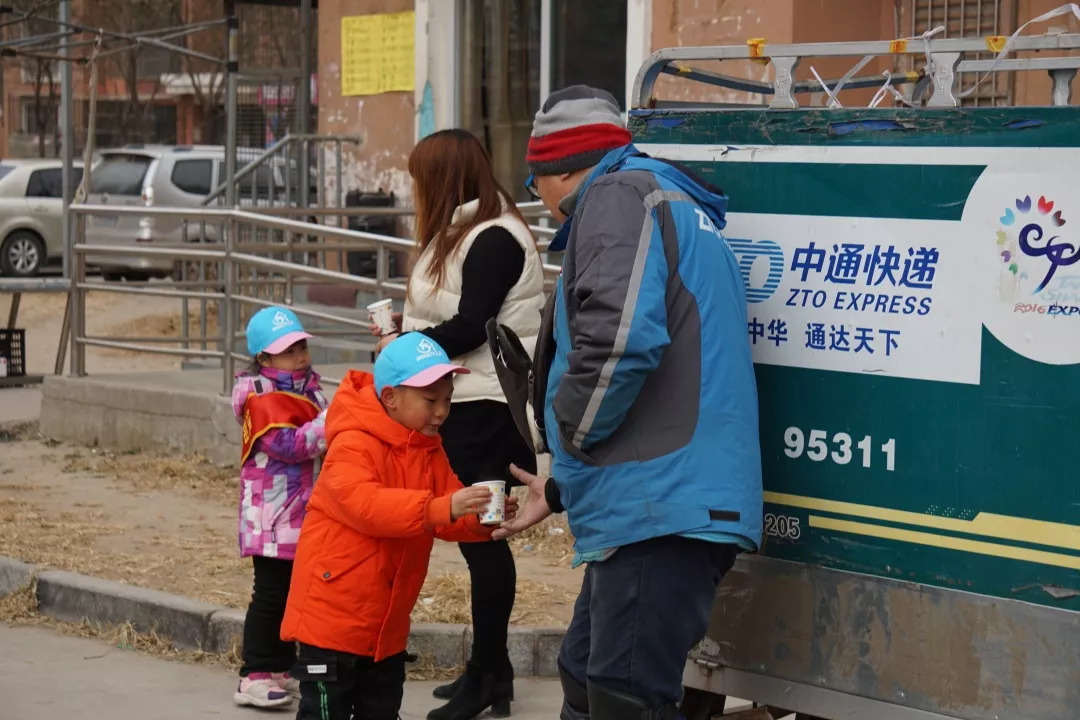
[0, 556, 34, 596]
[0, 556, 567, 676]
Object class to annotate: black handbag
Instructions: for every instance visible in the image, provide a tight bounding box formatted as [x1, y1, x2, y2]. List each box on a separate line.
[485, 318, 547, 455]
[486, 288, 557, 455]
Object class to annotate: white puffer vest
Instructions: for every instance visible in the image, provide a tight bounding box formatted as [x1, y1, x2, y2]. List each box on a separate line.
[403, 200, 546, 403]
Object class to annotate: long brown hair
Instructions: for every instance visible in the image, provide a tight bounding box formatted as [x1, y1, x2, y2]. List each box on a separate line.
[408, 129, 529, 295]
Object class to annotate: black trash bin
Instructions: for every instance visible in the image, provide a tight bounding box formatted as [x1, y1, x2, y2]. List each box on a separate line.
[344, 190, 399, 278]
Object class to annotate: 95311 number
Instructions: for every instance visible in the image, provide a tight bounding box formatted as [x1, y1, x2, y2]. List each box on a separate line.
[783, 427, 896, 471]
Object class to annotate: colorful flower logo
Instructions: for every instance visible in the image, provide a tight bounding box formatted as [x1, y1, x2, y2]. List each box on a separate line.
[996, 195, 1076, 294]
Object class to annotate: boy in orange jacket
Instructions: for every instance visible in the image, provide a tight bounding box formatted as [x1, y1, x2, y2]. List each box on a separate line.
[281, 333, 517, 720]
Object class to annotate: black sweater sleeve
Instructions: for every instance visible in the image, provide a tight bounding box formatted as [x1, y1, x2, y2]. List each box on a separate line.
[419, 227, 526, 359]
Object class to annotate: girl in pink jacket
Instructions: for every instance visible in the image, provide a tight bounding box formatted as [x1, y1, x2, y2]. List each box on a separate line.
[231, 306, 328, 709]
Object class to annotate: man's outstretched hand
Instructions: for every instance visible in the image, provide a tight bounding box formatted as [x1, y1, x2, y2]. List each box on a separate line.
[492, 464, 553, 540]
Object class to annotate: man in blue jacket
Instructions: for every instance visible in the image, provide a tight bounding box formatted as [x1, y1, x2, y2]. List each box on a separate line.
[495, 86, 763, 720]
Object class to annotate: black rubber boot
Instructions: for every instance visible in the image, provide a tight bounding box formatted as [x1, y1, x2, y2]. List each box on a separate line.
[558, 663, 589, 720]
[432, 673, 464, 700]
[433, 663, 514, 703]
[496, 655, 515, 704]
[427, 663, 512, 720]
[587, 681, 679, 720]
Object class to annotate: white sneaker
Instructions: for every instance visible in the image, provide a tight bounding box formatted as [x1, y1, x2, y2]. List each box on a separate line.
[272, 672, 301, 699]
[234, 676, 293, 708]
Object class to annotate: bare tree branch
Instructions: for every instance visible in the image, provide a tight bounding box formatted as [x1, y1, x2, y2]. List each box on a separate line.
[7, 0, 62, 156]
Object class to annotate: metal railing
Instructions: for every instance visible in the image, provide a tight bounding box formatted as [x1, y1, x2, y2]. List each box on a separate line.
[202, 133, 363, 212]
[197, 132, 557, 277]
[68, 203, 561, 394]
[633, 31, 1080, 109]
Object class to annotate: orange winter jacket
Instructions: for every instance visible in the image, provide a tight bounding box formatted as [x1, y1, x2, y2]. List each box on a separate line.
[280, 370, 491, 660]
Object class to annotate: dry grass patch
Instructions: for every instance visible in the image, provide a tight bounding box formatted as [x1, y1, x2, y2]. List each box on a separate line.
[2, 446, 248, 608]
[0, 497, 130, 575]
[99, 305, 221, 357]
[406, 655, 462, 681]
[0, 291, 121, 326]
[61, 447, 236, 507]
[5, 433, 580, 628]
[413, 572, 576, 626]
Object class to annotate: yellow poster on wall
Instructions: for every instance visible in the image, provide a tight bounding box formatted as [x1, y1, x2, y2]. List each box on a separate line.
[341, 11, 416, 97]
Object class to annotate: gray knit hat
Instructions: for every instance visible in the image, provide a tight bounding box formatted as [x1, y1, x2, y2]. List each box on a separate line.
[526, 86, 631, 176]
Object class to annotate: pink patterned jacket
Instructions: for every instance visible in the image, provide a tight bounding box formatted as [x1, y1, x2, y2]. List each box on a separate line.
[232, 367, 328, 560]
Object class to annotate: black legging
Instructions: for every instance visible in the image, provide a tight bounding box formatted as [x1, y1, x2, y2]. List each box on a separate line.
[240, 555, 296, 675]
[459, 538, 516, 670]
[439, 400, 536, 674]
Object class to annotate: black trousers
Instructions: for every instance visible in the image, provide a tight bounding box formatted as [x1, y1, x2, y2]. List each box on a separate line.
[240, 555, 296, 676]
[293, 644, 406, 720]
[440, 400, 536, 673]
[559, 536, 738, 711]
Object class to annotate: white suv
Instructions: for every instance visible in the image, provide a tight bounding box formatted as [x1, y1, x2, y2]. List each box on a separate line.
[83, 145, 300, 281]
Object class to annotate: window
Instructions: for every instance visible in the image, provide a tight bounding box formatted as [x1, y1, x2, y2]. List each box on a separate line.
[27, 167, 84, 198]
[153, 105, 179, 145]
[20, 97, 57, 136]
[909, 0, 1014, 106]
[550, 0, 627, 108]
[217, 160, 283, 200]
[460, 0, 542, 201]
[91, 101, 178, 147]
[20, 59, 59, 85]
[171, 159, 213, 196]
[90, 155, 153, 195]
[458, 1, 628, 200]
[136, 48, 181, 80]
[26, 169, 62, 198]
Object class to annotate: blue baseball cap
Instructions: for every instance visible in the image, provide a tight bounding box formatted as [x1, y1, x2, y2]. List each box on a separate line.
[374, 333, 469, 395]
[246, 306, 313, 357]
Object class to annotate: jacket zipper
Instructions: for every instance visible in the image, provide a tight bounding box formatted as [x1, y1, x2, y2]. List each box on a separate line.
[269, 488, 304, 543]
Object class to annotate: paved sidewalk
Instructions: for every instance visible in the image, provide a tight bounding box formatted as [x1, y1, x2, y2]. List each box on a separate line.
[1, 624, 564, 719]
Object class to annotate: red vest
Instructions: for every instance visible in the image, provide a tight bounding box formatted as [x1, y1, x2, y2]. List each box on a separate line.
[241, 391, 322, 463]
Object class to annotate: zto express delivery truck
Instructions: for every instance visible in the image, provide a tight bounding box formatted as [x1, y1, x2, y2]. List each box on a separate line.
[629, 15, 1080, 720]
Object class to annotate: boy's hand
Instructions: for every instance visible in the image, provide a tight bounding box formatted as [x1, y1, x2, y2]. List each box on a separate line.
[450, 486, 492, 521]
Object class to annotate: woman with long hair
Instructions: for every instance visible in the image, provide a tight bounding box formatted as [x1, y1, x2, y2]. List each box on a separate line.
[373, 129, 545, 720]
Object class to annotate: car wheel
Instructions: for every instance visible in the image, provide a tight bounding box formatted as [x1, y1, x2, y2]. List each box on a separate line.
[0, 231, 45, 277]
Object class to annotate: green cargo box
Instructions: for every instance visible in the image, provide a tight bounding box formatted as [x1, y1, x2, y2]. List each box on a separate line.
[631, 36, 1080, 720]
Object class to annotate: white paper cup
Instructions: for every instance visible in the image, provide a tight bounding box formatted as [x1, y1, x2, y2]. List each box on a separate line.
[475, 480, 506, 526]
[367, 298, 396, 336]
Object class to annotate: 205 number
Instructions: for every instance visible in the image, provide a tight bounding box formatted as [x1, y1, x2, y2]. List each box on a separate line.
[764, 513, 801, 541]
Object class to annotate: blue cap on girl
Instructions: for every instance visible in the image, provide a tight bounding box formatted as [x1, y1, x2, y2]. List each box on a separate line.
[246, 306, 313, 357]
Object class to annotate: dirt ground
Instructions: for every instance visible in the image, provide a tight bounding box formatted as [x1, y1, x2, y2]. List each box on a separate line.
[0, 290, 582, 625]
[0, 425, 582, 626]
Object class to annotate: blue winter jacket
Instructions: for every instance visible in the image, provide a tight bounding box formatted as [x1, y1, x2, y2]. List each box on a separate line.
[542, 144, 763, 553]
